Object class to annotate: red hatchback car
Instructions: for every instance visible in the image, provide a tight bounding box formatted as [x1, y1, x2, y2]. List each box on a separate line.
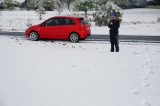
[25, 16, 91, 42]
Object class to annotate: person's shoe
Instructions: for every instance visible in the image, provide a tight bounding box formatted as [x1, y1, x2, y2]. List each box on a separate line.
[111, 50, 114, 52]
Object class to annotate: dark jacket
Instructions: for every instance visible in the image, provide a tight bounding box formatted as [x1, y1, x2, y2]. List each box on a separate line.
[108, 20, 120, 36]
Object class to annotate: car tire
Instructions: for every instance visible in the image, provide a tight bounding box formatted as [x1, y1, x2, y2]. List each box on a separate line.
[29, 31, 39, 41]
[69, 33, 80, 43]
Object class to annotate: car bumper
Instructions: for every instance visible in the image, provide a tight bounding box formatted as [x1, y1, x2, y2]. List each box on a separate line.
[80, 30, 91, 39]
[25, 29, 30, 38]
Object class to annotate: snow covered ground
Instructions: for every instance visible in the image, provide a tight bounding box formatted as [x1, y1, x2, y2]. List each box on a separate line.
[0, 8, 160, 106]
[0, 36, 160, 106]
[0, 8, 160, 36]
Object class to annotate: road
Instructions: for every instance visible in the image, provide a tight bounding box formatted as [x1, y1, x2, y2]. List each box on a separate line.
[0, 31, 160, 43]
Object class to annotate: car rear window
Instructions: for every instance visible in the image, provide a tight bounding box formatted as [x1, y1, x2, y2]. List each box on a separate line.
[79, 18, 89, 25]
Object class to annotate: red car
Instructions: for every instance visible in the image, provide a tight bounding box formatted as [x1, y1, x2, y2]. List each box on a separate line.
[25, 16, 91, 42]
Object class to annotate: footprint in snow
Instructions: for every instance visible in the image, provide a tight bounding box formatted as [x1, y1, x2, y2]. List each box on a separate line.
[71, 65, 91, 72]
[144, 61, 149, 66]
[142, 76, 148, 80]
[141, 64, 145, 68]
[63, 43, 67, 46]
[141, 100, 151, 106]
[131, 89, 140, 95]
[142, 82, 150, 88]
[145, 47, 149, 52]
[82, 69, 90, 72]
[133, 51, 141, 55]
[149, 65, 154, 69]
[150, 92, 158, 97]
[148, 70, 154, 75]
[156, 50, 160, 53]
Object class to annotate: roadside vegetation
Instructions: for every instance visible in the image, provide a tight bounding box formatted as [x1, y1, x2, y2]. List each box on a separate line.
[0, 0, 160, 11]
[0, 0, 159, 26]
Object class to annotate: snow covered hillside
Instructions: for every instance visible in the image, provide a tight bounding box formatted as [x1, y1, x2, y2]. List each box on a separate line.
[0, 36, 160, 106]
[0, 9, 160, 36]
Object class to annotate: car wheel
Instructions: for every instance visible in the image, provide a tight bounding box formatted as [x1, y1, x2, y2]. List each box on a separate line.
[69, 33, 79, 43]
[29, 32, 39, 41]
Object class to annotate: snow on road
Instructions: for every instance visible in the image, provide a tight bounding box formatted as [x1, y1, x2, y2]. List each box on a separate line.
[0, 36, 160, 106]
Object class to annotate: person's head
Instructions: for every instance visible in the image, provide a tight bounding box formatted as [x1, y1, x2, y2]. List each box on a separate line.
[111, 11, 117, 20]
[111, 16, 117, 20]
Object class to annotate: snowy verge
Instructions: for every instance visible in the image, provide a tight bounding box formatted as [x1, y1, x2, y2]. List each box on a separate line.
[0, 36, 160, 106]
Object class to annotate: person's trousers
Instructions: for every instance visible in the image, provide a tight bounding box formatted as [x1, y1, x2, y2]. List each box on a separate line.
[110, 36, 119, 52]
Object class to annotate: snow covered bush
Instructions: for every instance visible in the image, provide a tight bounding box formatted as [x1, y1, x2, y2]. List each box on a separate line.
[42, 0, 55, 11]
[36, 7, 46, 20]
[3, 0, 20, 10]
[93, 0, 123, 26]
[74, 0, 93, 18]
[23, 0, 39, 10]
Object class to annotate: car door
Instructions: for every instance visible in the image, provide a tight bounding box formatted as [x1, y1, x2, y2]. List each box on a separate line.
[59, 18, 76, 39]
[39, 18, 62, 39]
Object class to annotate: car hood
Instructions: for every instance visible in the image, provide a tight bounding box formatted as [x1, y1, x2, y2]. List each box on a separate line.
[30, 24, 40, 28]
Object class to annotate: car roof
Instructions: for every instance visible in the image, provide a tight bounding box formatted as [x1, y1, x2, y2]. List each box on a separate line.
[53, 16, 83, 19]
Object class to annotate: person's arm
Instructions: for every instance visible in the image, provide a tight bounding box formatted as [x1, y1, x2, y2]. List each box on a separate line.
[115, 20, 120, 29]
[108, 21, 113, 28]
[112, 20, 120, 29]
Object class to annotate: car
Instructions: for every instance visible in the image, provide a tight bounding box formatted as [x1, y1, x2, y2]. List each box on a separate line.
[25, 16, 91, 42]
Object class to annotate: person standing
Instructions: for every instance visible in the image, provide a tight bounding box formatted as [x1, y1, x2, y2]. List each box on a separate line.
[108, 14, 120, 52]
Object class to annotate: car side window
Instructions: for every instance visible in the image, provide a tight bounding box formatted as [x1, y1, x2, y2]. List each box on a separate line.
[62, 18, 75, 25]
[44, 18, 62, 26]
[80, 19, 89, 25]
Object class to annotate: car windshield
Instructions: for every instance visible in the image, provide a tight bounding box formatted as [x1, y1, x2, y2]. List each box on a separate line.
[79, 18, 89, 25]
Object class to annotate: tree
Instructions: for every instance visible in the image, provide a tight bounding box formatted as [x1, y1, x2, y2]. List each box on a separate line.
[128, 0, 147, 8]
[75, 0, 93, 18]
[3, 0, 20, 9]
[36, 7, 46, 20]
[55, 0, 63, 15]
[21, 0, 55, 11]
[154, 0, 160, 4]
[0, 2, 5, 9]
[114, 0, 130, 8]
[42, 0, 55, 11]
[147, 0, 160, 5]
[93, 0, 123, 26]
[63, 0, 75, 11]
[95, 0, 130, 9]
[23, 0, 39, 10]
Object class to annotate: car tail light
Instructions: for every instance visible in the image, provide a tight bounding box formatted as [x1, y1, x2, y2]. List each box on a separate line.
[87, 26, 90, 30]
